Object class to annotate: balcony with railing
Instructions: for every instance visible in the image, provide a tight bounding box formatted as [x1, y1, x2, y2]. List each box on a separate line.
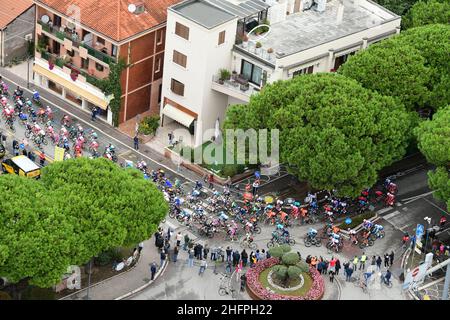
[38, 20, 116, 65]
[38, 51, 100, 87]
[211, 73, 261, 103]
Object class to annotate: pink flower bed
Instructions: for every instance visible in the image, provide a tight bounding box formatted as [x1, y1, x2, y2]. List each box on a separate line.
[246, 258, 325, 300]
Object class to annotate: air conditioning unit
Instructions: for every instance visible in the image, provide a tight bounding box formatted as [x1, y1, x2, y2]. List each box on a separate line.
[24, 33, 32, 41]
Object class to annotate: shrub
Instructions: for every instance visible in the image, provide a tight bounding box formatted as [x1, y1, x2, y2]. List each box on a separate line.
[219, 69, 231, 81]
[21, 287, 55, 300]
[256, 42, 262, 48]
[281, 252, 300, 266]
[138, 115, 160, 135]
[94, 248, 122, 266]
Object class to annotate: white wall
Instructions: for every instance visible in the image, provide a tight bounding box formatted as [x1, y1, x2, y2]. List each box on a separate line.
[161, 10, 238, 146]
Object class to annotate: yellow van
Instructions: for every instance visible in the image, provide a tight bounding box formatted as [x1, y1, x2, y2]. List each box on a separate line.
[1, 155, 41, 178]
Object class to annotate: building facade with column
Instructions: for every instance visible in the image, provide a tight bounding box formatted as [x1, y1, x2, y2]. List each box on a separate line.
[33, 0, 180, 125]
[160, 0, 401, 147]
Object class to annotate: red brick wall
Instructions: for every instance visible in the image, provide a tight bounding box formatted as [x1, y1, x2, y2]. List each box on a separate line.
[117, 26, 167, 124]
[130, 32, 155, 64]
[128, 57, 153, 92]
[125, 86, 152, 121]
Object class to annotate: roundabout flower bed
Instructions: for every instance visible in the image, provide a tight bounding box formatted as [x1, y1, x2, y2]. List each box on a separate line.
[246, 258, 325, 300]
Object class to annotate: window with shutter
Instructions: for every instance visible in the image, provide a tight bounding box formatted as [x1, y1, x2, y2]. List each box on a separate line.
[175, 22, 189, 40]
[173, 50, 187, 68]
[218, 31, 225, 45]
[171, 79, 185, 96]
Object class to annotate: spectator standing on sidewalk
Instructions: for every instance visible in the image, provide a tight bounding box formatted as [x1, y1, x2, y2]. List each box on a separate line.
[208, 174, 214, 189]
[203, 244, 209, 261]
[150, 262, 157, 280]
[241, 250, 248, 267]
[91, 106, 98, 121]
[187, 249, 194, 267]
[329, 257, 337, 274]
[160, 250, 167, 267]
[199, 259, 207, 275]
[176, 232, 182, 247]
[352, 256, 359, 271]
[226, 247, 232, 262]
[359, 253, 367, 270]
[389, 251, 395, 266]
[329, 270, 335, 283]
[344, 262, 353, 282]
[376, 256, 382, 271]
[39, 151, 46, 166]
[335, 259, 341, 276]
[138, 242, 144, 254]
[173, 246, 179, 263]
[183, 234, 190, 251]
[371, 256, 376, 267]
[384, 253, 390, 267]
[133, 135, 139, 150]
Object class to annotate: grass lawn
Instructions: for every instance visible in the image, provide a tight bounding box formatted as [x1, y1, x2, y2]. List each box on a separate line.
[259, 266, 313, 297]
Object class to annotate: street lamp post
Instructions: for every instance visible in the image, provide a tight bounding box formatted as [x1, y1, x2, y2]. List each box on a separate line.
[26, 55, 33, 89]
[84, 258, 92, 300]
[424, 216, 431, 254]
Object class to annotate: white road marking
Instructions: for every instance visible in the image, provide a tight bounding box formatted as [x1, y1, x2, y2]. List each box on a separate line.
[383, 210, 401, 220]
[2, 74, 193, 182]
[396, 202, 402, 207]
[401, 191, 435, 202]
[398, 224, 412, 232]
[378, 207, 393, 215]
[423, 197, 449, 215]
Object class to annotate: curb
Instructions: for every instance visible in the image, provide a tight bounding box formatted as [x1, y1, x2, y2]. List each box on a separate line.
[114, 260, 169, 300]
[334, 276, 342, 300]
[59, 255, 142, 300]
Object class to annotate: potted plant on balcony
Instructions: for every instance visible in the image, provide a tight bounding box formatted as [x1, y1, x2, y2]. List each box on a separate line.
[48, 57, 55, 70]
[70, 69, 79, 81]
[218, 69, 231, 84]
[255, 42, 262, 55]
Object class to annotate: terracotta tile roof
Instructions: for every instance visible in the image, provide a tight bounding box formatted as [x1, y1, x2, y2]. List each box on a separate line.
[0, 0, 34, 29]
[36, 0, 181, 42]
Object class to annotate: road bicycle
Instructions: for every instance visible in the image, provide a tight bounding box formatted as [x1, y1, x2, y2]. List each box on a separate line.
[239, 235, 257, 250]
[218, 274, 237, 298]
[303, 235, 322, 247]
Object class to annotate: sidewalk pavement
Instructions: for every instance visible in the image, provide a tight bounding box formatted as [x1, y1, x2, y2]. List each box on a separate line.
[61, 236, 163, 300]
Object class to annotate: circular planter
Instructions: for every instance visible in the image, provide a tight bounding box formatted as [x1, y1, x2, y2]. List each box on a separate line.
[246, 258, 325, 300]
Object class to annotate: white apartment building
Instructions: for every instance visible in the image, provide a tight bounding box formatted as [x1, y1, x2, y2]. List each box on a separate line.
[161, 0, 401, 147]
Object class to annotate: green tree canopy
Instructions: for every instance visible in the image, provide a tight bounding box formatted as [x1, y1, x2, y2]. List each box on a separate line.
[428, 167, 450, 211]
[395, 24, 450, 111]
[415, 106, 450, 166]
[338, 39, 431, 111]
[402, 0, 450, 29]
[225, 74, 412, 197]
[0, 158, 167, 287]
[340, 24, 450, 112]
[415, 106, 450, 211]
[373, 0, 419, 15]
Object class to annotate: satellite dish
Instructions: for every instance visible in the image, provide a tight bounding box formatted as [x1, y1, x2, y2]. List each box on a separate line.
[67, 21, 76, 29]
[83, 33, 93, 44]
[128, 4, 136, 13]
[41, 15, 49, 24]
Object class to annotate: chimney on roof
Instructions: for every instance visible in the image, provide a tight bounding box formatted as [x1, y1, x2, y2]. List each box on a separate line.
[128, 2, 146, 14]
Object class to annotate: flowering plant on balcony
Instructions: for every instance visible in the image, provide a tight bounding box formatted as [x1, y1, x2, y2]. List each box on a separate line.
[48, 58, 54, 70]
[70, 70, 79, 81]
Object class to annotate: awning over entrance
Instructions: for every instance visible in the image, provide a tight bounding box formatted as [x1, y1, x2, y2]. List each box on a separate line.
[162, 104, 195, 128]
[33, 64, 109, 110]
